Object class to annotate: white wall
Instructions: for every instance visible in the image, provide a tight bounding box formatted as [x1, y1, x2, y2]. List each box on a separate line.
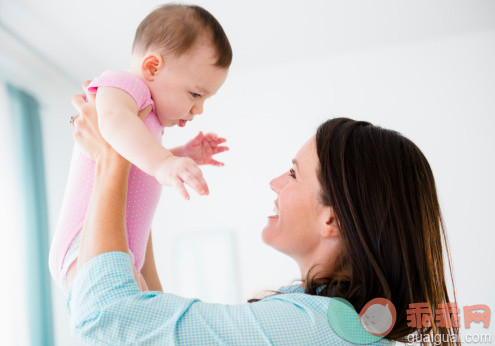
[1, 3, 494, 345]
[150, 27, 495, 342]
[162, 26, 495, 296]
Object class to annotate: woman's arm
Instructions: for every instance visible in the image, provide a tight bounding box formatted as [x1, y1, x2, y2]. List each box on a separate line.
[76, 151, 132, 270]
[140, 229, 163, 291]
[71, 85, 150, 270]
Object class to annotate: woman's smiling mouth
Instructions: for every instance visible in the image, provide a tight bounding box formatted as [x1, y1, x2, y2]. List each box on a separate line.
[269, 200, 280, 218]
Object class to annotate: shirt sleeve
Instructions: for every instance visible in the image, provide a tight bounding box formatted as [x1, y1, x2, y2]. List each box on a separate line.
[66, 252, 394, 345]
[87, 70, 153, 111]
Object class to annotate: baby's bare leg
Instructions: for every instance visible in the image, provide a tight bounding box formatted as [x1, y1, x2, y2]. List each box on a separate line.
[131, 263, 148, 291]
[65, 258, 78, 290]
[138, 273, 149, 291]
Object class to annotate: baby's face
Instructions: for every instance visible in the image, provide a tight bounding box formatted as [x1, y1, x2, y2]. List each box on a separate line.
[145, 42, 229, 127]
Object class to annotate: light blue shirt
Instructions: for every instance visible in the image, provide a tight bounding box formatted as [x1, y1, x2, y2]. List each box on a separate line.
[66, 251, 394, 345]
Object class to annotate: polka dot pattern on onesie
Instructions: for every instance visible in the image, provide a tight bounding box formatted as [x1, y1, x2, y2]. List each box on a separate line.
[48, 70, 164, 287]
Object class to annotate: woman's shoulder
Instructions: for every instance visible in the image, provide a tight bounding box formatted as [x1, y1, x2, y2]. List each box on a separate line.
[261, 283, 333, 313]
[276, 283, 305, 294]
[261, 284, 395, 345]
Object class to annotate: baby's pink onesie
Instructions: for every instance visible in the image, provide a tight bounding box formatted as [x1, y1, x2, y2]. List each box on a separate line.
[48, 70, 164, 291]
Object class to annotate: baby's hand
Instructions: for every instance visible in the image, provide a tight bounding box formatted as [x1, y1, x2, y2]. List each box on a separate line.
[154, 156, 209, 200]
[184, 131, 229, 166]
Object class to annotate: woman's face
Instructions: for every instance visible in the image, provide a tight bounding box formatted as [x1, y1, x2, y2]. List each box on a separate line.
[262, 136, 330, 261]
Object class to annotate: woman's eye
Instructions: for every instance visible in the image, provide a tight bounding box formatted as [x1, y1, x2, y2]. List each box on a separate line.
[289, 168, 296, 179]
[190, 92, 201, 98]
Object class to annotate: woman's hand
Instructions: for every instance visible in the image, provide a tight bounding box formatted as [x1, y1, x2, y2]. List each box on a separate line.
[73, 81, 152, 271]
[71, 80, 152, 164]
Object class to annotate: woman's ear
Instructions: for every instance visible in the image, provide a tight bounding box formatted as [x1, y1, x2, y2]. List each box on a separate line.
[141, 53, 164, 81]
[320, 207, 340, 238]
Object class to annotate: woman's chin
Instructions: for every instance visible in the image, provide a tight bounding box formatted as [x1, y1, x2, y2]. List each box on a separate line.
[261, 229, 271, 246]
[261, 217, 279, 245]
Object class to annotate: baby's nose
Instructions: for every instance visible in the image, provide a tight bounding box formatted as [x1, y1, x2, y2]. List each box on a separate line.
[192, 104, 203, 115]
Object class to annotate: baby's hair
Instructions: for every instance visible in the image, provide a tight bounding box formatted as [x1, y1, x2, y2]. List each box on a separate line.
[132, 3, 232, 68]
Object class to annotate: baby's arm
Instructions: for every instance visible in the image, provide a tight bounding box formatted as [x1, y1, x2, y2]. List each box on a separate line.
[170, 132, 229, 166]
[95, 86, 208, 199]
[95, 87, 172, 177]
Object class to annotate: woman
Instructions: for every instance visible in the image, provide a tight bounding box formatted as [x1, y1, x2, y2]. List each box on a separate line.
[67, 82, 460, 345]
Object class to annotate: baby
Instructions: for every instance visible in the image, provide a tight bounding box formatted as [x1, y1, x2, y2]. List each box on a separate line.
[48, 4, 232, 295]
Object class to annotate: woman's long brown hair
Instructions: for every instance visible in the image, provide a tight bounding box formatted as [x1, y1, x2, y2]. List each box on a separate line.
[249, 118, 460, 344]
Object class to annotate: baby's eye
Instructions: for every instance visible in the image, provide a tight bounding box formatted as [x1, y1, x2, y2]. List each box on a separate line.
[190, 92, 201, 98]
[289, 168, 296, 179]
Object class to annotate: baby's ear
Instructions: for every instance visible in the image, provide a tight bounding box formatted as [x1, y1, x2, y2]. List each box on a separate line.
[141, 53, 164, 80]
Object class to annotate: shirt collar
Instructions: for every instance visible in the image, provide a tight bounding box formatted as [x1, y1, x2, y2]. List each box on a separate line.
[277, 283, 329, 295]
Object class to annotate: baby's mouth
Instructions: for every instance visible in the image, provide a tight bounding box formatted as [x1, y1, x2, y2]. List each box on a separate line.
[178, 120, 187, 127]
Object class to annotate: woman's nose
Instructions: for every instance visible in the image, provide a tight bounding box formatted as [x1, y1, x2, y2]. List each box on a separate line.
[270, 172, 289, 194]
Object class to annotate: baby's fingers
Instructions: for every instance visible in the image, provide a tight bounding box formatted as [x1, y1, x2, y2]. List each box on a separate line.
[172, 178, 190, 200]
[180, 170, 209, 196]
[190, 131, 204, 145]
[182, 172, 205, 195]
[210, 137, 227, 146]
[212, 146, 229, 154]
[205, 132, 219, 139]
[205, 132, 226, 141]
[209, 159, 225, 167]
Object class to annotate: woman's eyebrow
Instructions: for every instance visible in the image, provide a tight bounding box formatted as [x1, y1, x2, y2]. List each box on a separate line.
[292, 159, 299, 171]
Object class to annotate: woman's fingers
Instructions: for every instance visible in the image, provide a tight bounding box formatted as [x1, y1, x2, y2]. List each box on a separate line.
[72, 113, 83, 129]
[82, 80, 95, 103]
[70, 87, 111, 161]
[71, 94, 87, 112]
